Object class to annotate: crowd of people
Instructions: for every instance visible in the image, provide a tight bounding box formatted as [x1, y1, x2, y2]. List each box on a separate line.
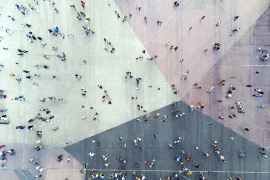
[0, 0, 269, 180]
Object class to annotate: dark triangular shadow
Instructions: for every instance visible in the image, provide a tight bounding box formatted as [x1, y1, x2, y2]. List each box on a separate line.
[64, 100, 269, 180]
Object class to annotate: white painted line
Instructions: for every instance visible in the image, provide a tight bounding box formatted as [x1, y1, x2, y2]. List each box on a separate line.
[241, 65, 270, 66]
[19, 169, 29, 180]
[8, 169, 270, 173]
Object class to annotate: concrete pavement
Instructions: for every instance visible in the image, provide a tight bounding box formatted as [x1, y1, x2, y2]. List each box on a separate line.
[114, 0, 270, 150]
[0, 0, 269, 179]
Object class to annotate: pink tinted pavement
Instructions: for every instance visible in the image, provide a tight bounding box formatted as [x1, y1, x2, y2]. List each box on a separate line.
[113, 0, 270, 149]
[184, 8, 270, 150]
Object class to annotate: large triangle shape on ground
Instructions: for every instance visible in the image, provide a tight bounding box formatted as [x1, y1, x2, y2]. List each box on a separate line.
[64, 100, 270, 180]
[113, 0, 270, 150]
[0, 0, 269, 179]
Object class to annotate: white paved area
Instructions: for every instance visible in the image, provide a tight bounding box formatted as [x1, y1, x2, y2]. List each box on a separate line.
[0, 0, 177, 148]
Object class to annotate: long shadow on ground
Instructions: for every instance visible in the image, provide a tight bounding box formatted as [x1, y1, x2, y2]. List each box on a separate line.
[64, 101, 270, 180]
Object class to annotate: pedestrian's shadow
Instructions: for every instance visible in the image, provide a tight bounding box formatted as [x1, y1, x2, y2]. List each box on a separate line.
[203, 50, 207, 57]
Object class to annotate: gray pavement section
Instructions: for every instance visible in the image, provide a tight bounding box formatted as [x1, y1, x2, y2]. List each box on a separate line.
[65, 101, 270, 180]
[14, 169, 35, 180]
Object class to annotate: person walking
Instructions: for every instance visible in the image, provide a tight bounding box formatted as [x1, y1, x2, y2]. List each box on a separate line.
[26, 23, 32, 28]
[215, 21, 222, 27]
[234, 16, 239, 21]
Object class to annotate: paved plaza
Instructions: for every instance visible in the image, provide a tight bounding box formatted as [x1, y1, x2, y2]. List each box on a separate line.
[0, 0, 269, 179]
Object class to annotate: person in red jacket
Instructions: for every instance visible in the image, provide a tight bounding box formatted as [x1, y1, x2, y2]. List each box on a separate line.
[81, 1, 85, 8]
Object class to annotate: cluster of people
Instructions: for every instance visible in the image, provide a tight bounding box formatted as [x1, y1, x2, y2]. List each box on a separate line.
[213, 43, 221, 50]
[0, 148, 15, 165]
[101, 89, 112, 105]
[1, 0, 268, 179]
[0, 90, 7, 100]
[57, 52, 66, 61]
[212, 141, 225, 162]
[226, 84, 236, 98]
[1, 27, 13, 35]
[253, 88, 264, 97]
[29, 157, 44, 178]
[181, 70, 190, 80]
[104, 38, 115, 53]
[15, 4, 29, 16]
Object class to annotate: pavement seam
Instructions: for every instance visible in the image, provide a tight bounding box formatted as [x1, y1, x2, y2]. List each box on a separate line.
[19, 169, 29, 180]
[11, 168, 270, 173]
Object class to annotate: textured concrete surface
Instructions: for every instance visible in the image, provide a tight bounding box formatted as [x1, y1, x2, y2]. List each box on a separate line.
[184, 8, 270, 150]
[113, 0, 270, 100]
[65, 101, 270, 180]
[0, 0, 269, 179]
[0, 143, 82, 180]
[113, 0, 270, 150]
[0, 0, 177, 148]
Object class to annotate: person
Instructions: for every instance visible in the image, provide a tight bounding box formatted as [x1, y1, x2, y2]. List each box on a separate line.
[243, 127, 250, 131]
[29, 157, 35, 162]
[203, 152, 209, 157]
[215, 21, 222, 27]
[258, 147, 266, 151]
[81, 1, 86, 8]
[58, 154, 63, 162]
[234, 16, 239, 21]
[16, 126, 25, 129]
[104, 162, 110, 168]
[239, 153, 245, 157]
